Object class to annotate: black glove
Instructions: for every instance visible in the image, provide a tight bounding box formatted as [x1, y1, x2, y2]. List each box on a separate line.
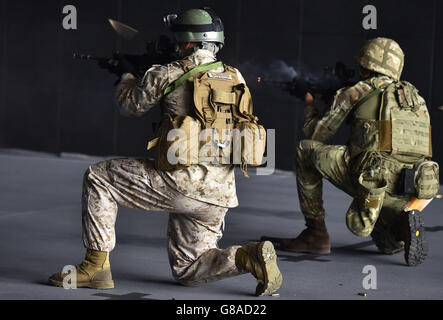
[289, 79, 311, 101]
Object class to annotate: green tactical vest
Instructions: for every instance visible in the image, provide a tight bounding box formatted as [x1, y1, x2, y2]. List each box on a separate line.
[349, 78, 432, 160]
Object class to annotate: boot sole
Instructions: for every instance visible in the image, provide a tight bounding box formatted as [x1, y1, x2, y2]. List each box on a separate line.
[404, 210, 428, 267]
[255, 241, 283, 297]
[48, 277, 114, 290]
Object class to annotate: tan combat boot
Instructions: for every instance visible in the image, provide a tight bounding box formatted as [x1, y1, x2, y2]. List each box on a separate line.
[279, 218, 331, 254]
[48, 249, 114, 289]
[235, 241, 283, 296]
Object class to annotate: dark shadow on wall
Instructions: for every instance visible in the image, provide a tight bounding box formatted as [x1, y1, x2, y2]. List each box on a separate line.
[0, 0, 442, 175]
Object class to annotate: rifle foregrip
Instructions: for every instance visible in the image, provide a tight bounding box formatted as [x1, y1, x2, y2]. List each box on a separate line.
[73, 53, 101, 60]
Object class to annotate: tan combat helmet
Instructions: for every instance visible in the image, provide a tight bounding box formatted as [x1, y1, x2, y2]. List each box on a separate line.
[356, 38, 405, 81]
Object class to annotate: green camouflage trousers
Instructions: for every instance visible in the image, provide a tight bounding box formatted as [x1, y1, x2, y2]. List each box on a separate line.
[295, 140, 410, 238]
[82, 158, 243, 286]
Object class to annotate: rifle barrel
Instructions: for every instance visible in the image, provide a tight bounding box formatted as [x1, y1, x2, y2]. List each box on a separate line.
[72, 53, 104, 61]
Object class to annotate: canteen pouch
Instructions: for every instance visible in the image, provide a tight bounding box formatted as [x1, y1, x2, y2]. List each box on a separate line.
[414, 161, 440, 200]
[153, 115, 202, 171]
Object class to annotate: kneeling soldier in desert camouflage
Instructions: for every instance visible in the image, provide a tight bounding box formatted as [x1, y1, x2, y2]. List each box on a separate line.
[49, 8, 282, 296]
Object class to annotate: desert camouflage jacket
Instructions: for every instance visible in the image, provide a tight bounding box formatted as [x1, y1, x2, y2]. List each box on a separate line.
[115, 49, 242, 208]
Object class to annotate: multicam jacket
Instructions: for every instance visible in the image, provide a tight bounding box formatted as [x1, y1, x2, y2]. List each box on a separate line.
[303, 75, 394, 143]
[116, 49, 244, 208]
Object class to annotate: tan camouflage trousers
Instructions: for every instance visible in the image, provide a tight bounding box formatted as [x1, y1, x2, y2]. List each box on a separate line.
[82, 158, 243, 286]
[295, 140, 409, 223]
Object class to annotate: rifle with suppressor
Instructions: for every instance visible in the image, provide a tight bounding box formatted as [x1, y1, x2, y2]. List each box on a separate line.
[73, 19, 177, 83]
[257, 62, 356, 104]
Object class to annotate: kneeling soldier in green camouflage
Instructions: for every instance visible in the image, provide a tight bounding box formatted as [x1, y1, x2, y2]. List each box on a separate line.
[49, 8, 282, 296]
[265, 38, 439, 266]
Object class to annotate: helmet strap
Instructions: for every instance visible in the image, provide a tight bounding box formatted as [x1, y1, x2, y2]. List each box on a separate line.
[197, 42, 222, 56]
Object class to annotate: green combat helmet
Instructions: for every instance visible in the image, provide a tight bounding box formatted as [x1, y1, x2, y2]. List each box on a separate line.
[356, 38, 405, 81]
[163, 7, 225, 44]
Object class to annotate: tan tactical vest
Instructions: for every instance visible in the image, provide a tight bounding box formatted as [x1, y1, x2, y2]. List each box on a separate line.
[349, 78, 432, 160]
[148, 59, 266, 176]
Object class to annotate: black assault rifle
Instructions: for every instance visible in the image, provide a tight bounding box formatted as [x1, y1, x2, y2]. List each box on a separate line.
[257, 62, 356, 104]
[73, 19, 177, 83]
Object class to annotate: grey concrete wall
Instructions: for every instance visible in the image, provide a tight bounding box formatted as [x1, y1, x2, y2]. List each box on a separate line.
[0, 0, 442, 172]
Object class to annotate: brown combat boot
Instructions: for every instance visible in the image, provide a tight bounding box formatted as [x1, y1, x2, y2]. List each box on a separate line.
[279, 218, 331, 254]
[48, 249, 114, 289]
[235, 241, 283, 296]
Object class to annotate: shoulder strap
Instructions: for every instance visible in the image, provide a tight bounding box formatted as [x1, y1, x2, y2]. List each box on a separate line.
[353, 88, 383, 111]
[164, 61, 223, 96]
[177, 59, 195, 72]
[353, 79, 398, 115]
